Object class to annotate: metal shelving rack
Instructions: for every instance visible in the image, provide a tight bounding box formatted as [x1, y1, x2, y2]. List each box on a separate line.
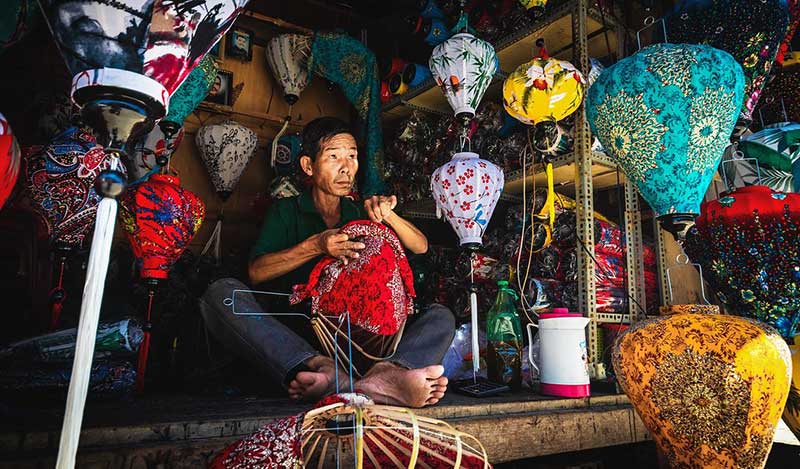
[384, 0, 655, 367]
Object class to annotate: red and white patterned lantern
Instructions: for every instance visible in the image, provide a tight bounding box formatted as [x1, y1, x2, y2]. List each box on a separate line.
[431, 151, 504, 248]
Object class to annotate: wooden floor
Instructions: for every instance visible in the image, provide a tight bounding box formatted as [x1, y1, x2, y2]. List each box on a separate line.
[0, 390, 650, 468]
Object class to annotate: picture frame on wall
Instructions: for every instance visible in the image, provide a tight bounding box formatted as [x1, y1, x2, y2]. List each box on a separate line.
[204, 69, 234, 106]
[226, 28, 253, 61]
[208, 36, 223, 60]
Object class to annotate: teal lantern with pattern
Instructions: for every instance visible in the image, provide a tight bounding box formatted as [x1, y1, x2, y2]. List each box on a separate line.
[159, 55, 219, 141]
[587, 43, 745, 239]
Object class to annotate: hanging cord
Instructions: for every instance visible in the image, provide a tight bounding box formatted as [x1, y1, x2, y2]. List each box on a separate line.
[469, 251, 480, 382]
[135, 281, 157, 394]
[271, 105, 293, 167]
[49, 255, 68, 330]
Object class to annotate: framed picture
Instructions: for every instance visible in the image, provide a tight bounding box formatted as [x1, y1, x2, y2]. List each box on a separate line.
[204, 69, 233, 106]
[208, 36, 223, 60]
[226, 28, 253, 61]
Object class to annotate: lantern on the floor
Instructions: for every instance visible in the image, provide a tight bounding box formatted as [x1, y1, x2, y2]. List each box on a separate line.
[120, 173, 204, 394]
[519, 0, 547, 18]
[429, 31, 497, 122]
[613, 310, 791, 469]
[738, 122, 800, 192]
[127, 126, 185, 182]
[0, 113, 20, 210]
[683, 185, 800, 339]
[196, 120, 257, 262]
[664, 0, 789, 130]
[431, 151, 503, 377]
[587, 43, 744, 239]
[156, 55, 218, 156]
[266, 33, 311, 106]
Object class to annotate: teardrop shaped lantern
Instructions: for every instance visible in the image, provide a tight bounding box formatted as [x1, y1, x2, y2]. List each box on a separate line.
[429, 32, 497, 121]
[613, 310, 792, 469]
[196, 120, 258, 201]
[738, 122, 800, 192]
[128, 126, 185, 182]
[266, 33, 311, 106]
[502, 42, 585, 132]
[23, 127, 125, 249]
[38, 0, 249, 156]
[683, 185, 800, 339]
[431, 152, 504, 248]
[159, 54, 218, 142]
[664, 0, 789, 129]
[587, 43, 745, 239]
[0, 113, 20, 210]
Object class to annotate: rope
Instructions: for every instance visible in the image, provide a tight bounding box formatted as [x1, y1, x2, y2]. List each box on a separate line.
[135, 287, 155, 394]
[270, 106, 293, 167]
[49, 258, 67, 330]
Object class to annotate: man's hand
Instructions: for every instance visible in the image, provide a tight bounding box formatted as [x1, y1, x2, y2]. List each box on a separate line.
[364, 195, 398, 224]
[316, 229, 365, 265]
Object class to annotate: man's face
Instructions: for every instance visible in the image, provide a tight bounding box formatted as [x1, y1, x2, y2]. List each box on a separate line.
[303, 133, 358, 197]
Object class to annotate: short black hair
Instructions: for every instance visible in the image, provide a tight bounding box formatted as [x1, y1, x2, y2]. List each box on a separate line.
[301, 117, 353, 161]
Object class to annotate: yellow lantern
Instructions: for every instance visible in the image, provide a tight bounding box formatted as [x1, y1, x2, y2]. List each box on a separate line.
[502, 42, 586, 129]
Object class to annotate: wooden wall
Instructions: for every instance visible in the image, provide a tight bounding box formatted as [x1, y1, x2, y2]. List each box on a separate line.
[116, 19, 352, 255]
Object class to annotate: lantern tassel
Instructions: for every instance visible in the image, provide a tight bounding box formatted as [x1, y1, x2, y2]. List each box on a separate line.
[55, 196, 118, 469]
[270, 106, 292, 168]
[135, 284, 156, 394]
[49, 257, 67, 330]
[469, 253, 480, 380]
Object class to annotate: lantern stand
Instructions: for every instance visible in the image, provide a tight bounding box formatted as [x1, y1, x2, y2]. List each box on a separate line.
[135, 278, 159, 394]
[48, 247, 70, 330]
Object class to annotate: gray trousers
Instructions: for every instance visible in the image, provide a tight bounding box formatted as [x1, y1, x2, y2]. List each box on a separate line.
[198, 278, 455, 389]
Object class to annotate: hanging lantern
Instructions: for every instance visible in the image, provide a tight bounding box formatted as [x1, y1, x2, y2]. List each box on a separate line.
[196, 120, 258, 201]
[586, 57, 605, 89]
[738, 122, 800, 192]
[664, 0, 789, 130]
[273, 134, 301, 178]
[127, 126, 185, 182]
[683, 185, 800, 339]
[587, 43, 745, 239]
[777, 0, 800, 65]
[429, 32, 498, 122]
[265, 33, 311, 106]
[0, 113, 20, 210]
[519, 0, 547, 18]
[755, 59, 800, 128]
[119, 173, 204, 393]
[23, 127, 125, 249]
[158, 54, 218, 145]
[38, 0, 249, 156]
[431, 152, 504, 248]
[502, 42, 585, 131]
[613, 309, 792, 469]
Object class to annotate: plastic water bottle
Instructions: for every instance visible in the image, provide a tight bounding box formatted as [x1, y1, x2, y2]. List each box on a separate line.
[486, 280, 523, 390]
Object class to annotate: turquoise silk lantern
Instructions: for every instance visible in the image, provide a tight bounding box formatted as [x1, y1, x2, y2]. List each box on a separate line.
[159, 55, 219, 141]
[587, 43, 745, 239]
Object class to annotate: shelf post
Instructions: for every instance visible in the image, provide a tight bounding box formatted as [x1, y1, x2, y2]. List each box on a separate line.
[623, 178, 647, 320]
[572, 0, 599, 366]
[655, 220, 671, 309]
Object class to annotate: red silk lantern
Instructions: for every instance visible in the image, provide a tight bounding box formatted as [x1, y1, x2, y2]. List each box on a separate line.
[119, 173, 204, 393]
[120, 174, 205, 279]
[0, 113, 20, 211]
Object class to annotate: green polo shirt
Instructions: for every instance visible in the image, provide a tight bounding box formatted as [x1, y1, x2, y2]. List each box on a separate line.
[250, 191, 367, 293]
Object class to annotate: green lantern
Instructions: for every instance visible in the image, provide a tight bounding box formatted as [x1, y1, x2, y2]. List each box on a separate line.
[159, 55, 219, 141]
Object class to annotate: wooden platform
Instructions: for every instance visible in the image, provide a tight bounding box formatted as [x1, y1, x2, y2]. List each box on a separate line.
[0, 391, 650, 468]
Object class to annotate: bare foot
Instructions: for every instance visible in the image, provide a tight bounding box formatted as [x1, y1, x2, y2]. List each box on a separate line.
[287, 356, 350, 401]
[354, 363, 448, 408]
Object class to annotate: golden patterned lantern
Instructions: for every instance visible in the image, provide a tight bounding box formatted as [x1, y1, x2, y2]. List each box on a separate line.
[613, 311, 792, 468]
[784, 334, 800, 441]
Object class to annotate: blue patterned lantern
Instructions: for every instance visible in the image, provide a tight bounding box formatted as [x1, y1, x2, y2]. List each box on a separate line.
[587, 43, 745, 239]
[159, 55, 218, 142]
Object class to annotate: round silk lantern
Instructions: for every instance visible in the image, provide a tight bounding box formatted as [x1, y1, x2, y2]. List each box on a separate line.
[265, 33, 311, 106]
[613, 310, 792, 469]
[127, 126, 185, 182]
[0, 113, 20, 210]
[120, 173, 204, 393]
[519, 0, 547, 18]
[587, 43, 744, 239]
[196, 120, 258, 201]
[38, 0, 249, 156]
[159, 55, 218, 143]
[23, 127, 124, 249]
[683, 185, 800, 339]
[502, 43, 585, 131]
[429, 32, 498, 121]
[738, 122, 800, 192]
[665, 0, 789, 129]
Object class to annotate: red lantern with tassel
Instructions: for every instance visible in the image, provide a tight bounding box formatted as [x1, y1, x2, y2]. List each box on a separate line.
[120, 174, 205, 393]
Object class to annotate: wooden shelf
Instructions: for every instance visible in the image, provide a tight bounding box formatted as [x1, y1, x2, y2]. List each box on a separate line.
[382, 1, 620, 124]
